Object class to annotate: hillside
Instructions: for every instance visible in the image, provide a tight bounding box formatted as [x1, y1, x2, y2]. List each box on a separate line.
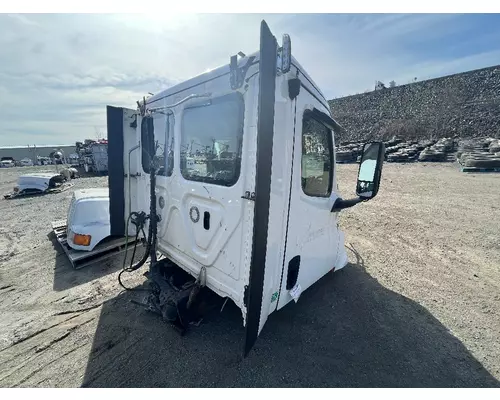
[329, 65, 500, 143]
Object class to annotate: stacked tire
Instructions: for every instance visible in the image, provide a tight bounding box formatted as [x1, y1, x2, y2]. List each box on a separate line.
[418, 147, 447, 162]
[418, 137, 456, 162]
[336, 150, 356, 163]
[457, 138, 487, 161]
[489, 140, 500, 154]
[336, 142, 364, 163]
[457, 137, 500, 169]
[387, 152, 410, 162]
[462, 156, 500, 169]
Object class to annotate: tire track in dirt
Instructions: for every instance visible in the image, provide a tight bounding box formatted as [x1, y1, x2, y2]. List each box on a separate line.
[0, 309, 99, 387]
[0, 229, 19, 264]
[13, 342, 89, 388]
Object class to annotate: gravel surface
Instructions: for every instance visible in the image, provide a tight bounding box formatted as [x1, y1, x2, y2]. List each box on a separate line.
[0, 164, 499, 387]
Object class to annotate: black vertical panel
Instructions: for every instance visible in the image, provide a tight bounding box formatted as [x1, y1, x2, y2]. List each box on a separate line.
[243, 20, 278, 358]
[106, 106, 125, 236]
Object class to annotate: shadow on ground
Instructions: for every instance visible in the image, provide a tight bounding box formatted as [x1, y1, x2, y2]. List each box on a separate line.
[49, 232, 124, 292]
[81, 246, 499, 388]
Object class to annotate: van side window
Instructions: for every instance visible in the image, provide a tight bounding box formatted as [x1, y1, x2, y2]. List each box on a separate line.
[180, 92, 244, 187]
[301, 111, 333, 197]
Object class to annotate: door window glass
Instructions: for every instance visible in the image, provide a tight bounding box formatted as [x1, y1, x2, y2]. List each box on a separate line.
[153, 112, 174, 176]
[301, 111, 333, 197]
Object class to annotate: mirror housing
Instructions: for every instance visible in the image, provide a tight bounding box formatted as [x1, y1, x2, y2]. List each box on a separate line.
[331, 141, 385, 212]
[356, 142, 385, 200]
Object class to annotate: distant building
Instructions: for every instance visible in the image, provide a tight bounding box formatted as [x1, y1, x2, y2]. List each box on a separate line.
[374, 81, 386, 91]
[0, 145, 77, 164]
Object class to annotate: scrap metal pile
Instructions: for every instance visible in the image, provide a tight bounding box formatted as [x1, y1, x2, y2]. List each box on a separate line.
[335, 137, 458, 164]
[336, 135, 500, 172]
[3, 167, 79, 200]
[75, 139, 109, 174]
[457, 138, 500, 170]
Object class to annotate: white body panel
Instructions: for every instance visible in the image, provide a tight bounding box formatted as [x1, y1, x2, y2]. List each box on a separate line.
[66, 188, 111, 252]
[137, 62, 261, 315]
[274, 90, 348, 311]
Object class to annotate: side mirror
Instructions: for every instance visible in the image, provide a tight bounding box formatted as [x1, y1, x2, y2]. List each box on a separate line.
[356, 142, 385, 200]
[331, 141, 385, 212]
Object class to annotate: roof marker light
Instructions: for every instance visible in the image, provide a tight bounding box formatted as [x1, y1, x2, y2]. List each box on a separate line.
[280, 34, 291, 73]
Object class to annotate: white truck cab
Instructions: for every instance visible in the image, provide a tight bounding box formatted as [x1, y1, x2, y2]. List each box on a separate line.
[106, 20, 385, 356]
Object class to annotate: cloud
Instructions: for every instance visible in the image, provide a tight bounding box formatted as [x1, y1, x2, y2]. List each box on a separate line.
[0, 13, 499, 146]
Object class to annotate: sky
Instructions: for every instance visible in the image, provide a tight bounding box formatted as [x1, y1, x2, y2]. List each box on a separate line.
[1, 13, 500, 147]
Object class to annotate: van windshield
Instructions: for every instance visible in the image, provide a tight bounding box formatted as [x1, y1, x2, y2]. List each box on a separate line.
[180, 92, 244, 187]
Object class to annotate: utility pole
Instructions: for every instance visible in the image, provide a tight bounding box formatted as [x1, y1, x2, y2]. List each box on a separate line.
[94, 126, 103, 141]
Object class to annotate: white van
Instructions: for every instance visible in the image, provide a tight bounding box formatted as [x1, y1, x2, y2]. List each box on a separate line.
[106, 20, 385, 356]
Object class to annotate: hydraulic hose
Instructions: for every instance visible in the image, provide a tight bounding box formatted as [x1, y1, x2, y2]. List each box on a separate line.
[149, 162, 158, 265]
[123, 212, 152, 273]
[118, 135, 159, 291]
[118, 212, 151, 291]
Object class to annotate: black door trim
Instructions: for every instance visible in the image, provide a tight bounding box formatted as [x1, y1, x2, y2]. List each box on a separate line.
[107, 106, 126, 236]
[244, 20, 278, 358]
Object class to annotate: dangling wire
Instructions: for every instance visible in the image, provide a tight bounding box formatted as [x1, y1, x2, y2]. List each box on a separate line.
[118, 212, 151, 292]
[118, 113, 160, 292]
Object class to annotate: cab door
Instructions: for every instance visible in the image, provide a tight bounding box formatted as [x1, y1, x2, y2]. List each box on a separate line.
[107, 106, 141, 237]
[276, 93, 343, 310]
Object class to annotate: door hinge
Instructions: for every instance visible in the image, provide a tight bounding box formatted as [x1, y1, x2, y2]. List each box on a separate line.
[241, 191, 256, 201]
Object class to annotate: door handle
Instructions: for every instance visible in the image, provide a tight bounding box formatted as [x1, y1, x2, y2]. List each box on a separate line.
[241, 191, 256, 201]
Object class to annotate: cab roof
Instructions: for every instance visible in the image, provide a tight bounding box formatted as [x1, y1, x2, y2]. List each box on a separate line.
[145, 51, 329, 110]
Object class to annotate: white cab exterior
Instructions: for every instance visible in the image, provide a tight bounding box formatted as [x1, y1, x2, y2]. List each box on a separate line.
[108, 21, 350, 353]
[66, 188, 111, 251]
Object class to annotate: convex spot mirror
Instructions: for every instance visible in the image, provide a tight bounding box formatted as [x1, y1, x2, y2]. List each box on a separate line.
[356, 142, 385, 200]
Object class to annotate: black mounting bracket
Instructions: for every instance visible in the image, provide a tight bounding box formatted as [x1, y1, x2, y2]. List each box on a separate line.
[230, 55, 256, 90]
[331, 197, 366, 212]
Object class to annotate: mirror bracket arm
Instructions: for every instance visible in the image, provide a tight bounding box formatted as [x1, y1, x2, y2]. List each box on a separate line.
[331, 197, 368, 212]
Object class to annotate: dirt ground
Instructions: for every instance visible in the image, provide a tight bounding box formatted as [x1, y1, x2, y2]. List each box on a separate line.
[0, 162, 499, 388]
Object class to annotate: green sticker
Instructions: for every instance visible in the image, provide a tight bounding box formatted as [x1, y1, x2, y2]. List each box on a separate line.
[271, 292, 278, 303]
